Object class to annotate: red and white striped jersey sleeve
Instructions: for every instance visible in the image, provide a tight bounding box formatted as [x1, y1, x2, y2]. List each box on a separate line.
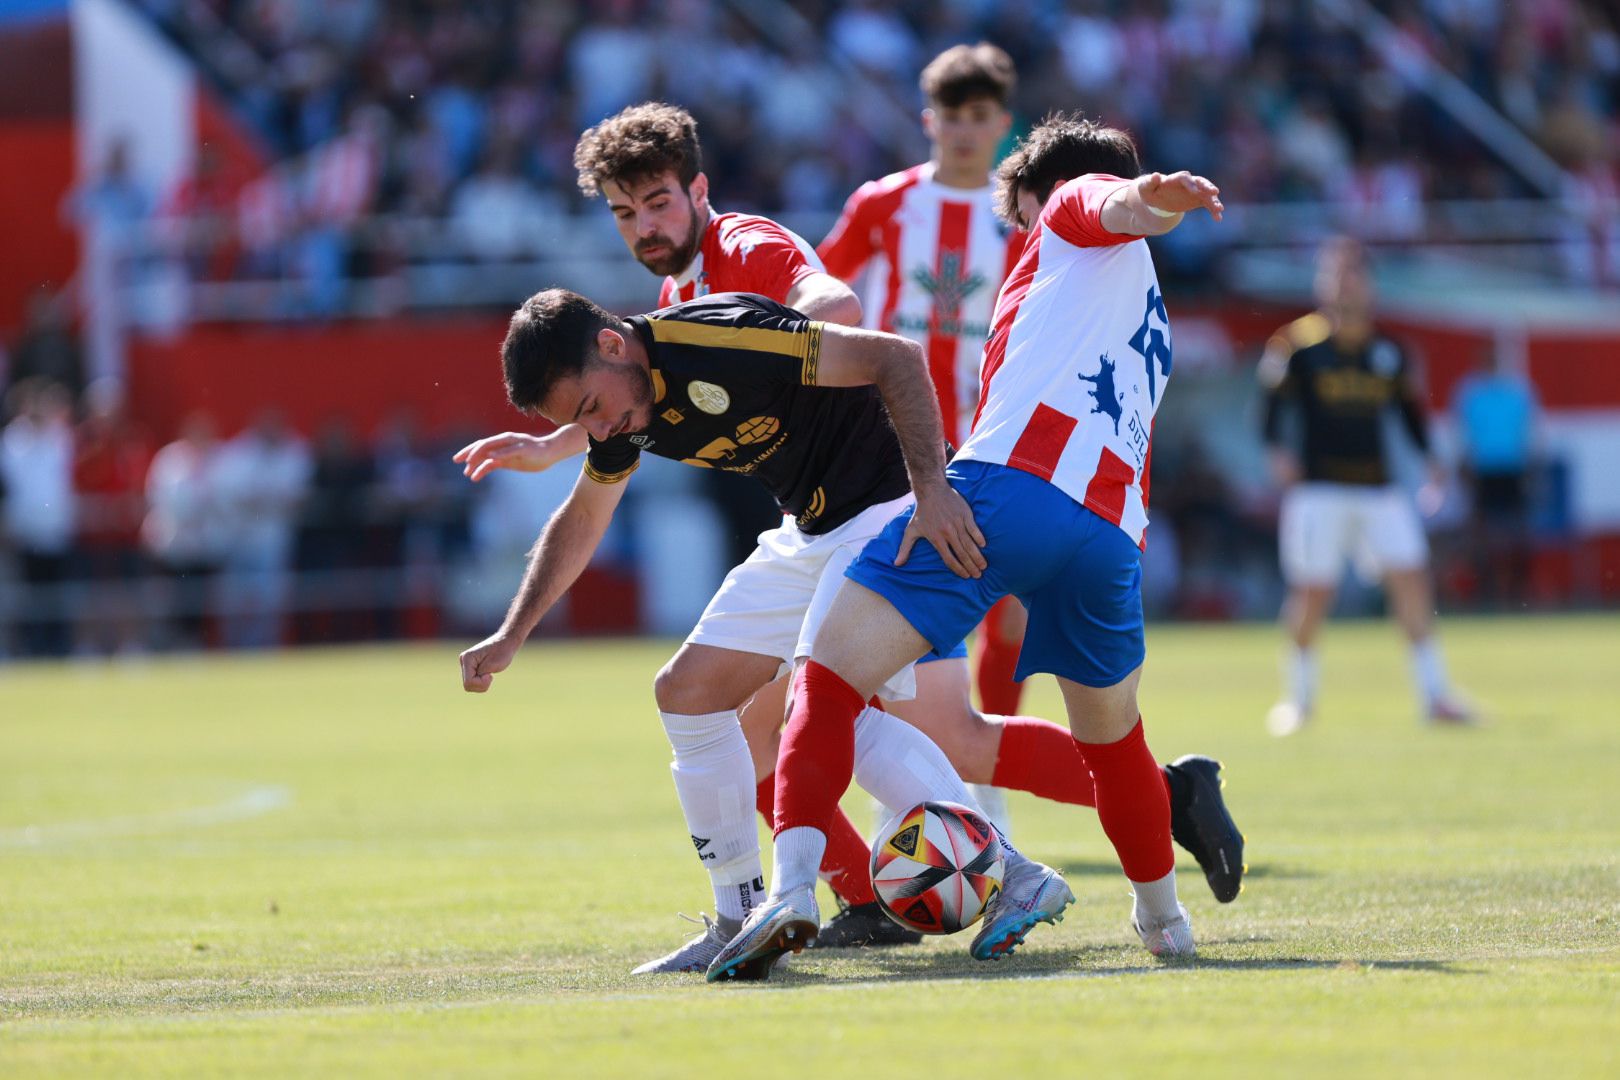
[1041, 173, 1136, 249]
[817, 179, 889, 281]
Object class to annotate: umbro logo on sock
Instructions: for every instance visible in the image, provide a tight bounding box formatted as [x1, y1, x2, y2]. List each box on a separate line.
[691, 835, 716, 861]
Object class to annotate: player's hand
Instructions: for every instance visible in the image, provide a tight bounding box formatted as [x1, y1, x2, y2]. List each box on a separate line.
[1138, 171, 1224, 222]
[1268, 448, 1302, 488]
[453, 431, 563, 482]
[459, 630, 522, 693]
[897, 483, 987, 579]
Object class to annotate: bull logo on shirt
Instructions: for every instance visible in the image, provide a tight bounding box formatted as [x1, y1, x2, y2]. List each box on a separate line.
[1079, 353, 1124, 435]
[913, 251, 986, 336]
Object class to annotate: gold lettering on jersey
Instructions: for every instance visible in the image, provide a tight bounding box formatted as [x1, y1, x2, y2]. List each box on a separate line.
[688, 381, 731, 415]
[734, 416, 780, 445]
[796, 486, 827, 528]
[682, 437, 739, 468]
[661, 406, 685, 425]
[729, 431, 789, 475]
[1315, 370, 1392, 407]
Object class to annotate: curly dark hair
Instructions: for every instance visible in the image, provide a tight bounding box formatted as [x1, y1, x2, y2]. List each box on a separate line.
[919, 42, 1016, 109]
[501, 289, 624, 414]
[994, 112, 1142, 227]
[573, 102, 703, 198]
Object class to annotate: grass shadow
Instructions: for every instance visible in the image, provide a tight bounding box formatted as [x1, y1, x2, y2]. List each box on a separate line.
[740, 947, 1469, 989]
[1048, 859, 1318, 882]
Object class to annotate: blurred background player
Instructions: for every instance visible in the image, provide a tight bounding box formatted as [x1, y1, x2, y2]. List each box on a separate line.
[456, 103, 1243, 954]
[1260, 237, 1474, 736]
[818, 42, 1027, 832]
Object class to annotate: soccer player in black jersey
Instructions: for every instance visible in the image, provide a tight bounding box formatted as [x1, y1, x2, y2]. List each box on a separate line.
[1260, 237, 1473, 735]
[459, 288, 1073, 975]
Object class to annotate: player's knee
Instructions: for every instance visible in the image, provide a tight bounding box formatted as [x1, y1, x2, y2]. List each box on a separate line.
[652, 660, 696, 713]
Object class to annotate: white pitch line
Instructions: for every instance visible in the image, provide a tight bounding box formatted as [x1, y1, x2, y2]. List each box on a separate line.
[0, 784, 293, 847]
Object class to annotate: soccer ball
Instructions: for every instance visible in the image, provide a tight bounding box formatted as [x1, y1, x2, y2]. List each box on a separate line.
[870, 801, 1005, 935]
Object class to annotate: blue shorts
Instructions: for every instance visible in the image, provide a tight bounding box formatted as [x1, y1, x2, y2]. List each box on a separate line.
[916, 639, 970, 665]
[846, 461, 1144, 688]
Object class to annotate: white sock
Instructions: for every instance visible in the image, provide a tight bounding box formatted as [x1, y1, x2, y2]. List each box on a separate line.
[967, 783, 1012, 839]
[1409, 637, 1450, 707]
[659, 709, 764, 922]
[851, 706, 983, 820]
[1130, 868, 1182, 928]
[771, 826, 826, 898]
[1286, 645, 1317, 712]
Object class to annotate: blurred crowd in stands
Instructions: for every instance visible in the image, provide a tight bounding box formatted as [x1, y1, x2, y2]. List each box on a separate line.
[114, 0, 1619, 299]
[0, 363, 488, 659]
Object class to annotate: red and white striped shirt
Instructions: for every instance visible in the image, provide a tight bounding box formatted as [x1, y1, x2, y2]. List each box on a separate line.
[818, 163, 1027, 443]
[658, 212, 824, 307]
[957, 174, 1170, 547]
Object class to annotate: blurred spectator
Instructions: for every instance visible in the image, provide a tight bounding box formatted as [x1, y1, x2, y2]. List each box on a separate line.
[295, 418, 374, 642]
[72, 380, 152, 656]
[448, 143, 565, 259]
[0, 380, 77, 658]
[143, 411, 226, 650]
[4, 293, 85, 403]
[1452, 342, 1543, 607]
[213, 410, 312, 648]
[67, 138, 152, 385]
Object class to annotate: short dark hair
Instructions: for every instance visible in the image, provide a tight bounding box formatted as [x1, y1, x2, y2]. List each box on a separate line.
[920, 42, 1016, 109]
[994, 112, 1142, 227]
[573, 102, 702, 198]
[501, 289, 622, 414]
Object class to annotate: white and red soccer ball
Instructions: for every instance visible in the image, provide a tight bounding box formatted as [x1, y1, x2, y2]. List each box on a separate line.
[870, 801, 1005, 935]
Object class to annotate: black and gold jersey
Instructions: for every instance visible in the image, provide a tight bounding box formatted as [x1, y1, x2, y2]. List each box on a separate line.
[1259, 312, 1430, 486]
[584, 293, 912, 534]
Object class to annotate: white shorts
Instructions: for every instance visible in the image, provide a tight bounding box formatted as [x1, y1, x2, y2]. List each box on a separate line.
[685, 493, 920, 701]
[1279, 483, 1429, 587]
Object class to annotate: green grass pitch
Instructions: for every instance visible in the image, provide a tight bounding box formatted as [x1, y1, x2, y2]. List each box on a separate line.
[2, 615, 1617, 1077]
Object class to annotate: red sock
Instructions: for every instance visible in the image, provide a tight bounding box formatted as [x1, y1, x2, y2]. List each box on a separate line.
[974, 597, 1026, 716]
[757, 775, 876, 906]
[990, 716, 1098, 807]
[1074, 718, 1174, 882]
[774, 660, 864, 837]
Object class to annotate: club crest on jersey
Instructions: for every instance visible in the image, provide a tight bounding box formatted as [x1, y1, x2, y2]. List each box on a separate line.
[688, 380, 731, 415]
[912, 250, 986, 332]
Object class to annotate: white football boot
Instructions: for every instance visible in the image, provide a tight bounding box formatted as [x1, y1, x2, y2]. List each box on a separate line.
[705, 886, 819, 982]
[969, 851, 1074, 961]
[630, 913, 740, 975]
[1133, 902, 1196, 959]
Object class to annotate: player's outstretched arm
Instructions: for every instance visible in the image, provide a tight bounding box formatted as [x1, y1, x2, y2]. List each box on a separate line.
[813, 324, 986, 578]
[785, 272, 863, 327]
[459, 470, 627, 693]
[1101, 171, 1224, 237]
[453, 426, 591, 482]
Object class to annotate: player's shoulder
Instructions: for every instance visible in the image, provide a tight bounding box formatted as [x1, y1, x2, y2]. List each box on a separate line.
[1273, 312, 1333, 355]
[649, 291, 798, 325]
[847, 164, 930, 209]
[711, 211, 811, 251]
[1259, 313, 1330, 388]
